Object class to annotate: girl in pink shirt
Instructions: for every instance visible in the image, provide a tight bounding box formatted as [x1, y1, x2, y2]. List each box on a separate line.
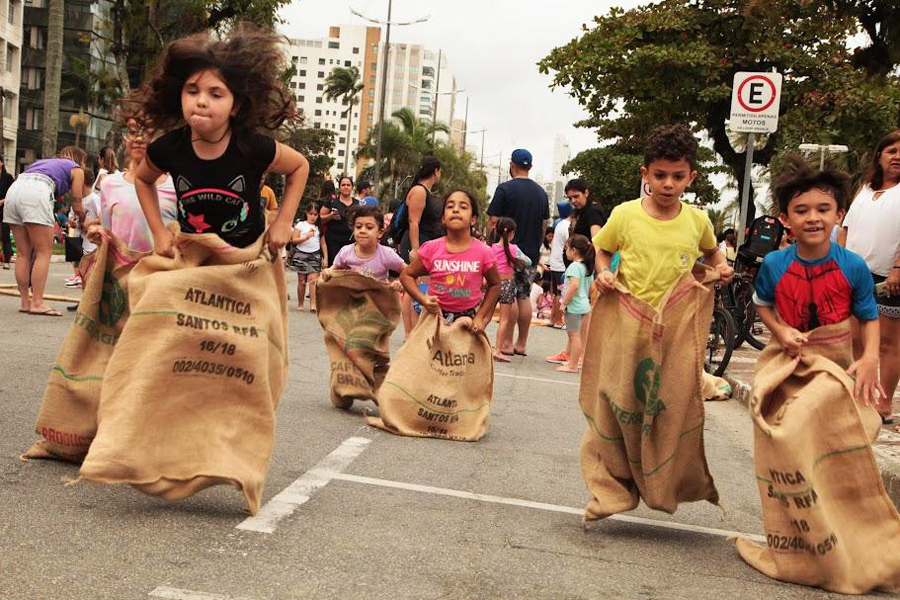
[490, 217, 532, 362]
[401, 190, 500, 333]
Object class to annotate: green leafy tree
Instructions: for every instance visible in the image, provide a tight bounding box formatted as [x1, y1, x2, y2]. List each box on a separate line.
[278, 123, 336, 211]
[539, 0, 900, 225]
[432, 145, 488, 205]
[324, 66, 364, 175]
[561, 142, 721, 211]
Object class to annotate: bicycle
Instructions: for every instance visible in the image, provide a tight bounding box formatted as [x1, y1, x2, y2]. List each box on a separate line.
[705, 290, 736, 377]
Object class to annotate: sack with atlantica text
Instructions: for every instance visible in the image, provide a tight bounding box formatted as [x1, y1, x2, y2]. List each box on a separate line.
[77, 225, 288, 515]
[367, 312, 492, 441]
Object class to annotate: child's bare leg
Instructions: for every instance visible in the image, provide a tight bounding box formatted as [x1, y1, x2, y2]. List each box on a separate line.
[494, 303, 513, 361]
[308, 273, 318, 311]
[501, 300, 518, 354]
[557, 331, 581, 373]
[578, 312, 591, 365]
[296, 273, 307, 310]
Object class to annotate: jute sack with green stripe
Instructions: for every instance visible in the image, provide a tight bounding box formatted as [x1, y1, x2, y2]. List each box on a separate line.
[23, 227, 142, 462]
[367, 311, 493, 441]
[315, 270, 401, 410]
[735, 321, 900, 594]
[77, 225, 288, 515]
[579, 266, 720, 520]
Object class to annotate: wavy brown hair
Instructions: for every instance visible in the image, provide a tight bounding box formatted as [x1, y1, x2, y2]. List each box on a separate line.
[122, 23, 295, 153]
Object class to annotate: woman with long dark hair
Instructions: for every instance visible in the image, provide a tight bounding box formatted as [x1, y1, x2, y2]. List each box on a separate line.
[399, 156, 442, 334]
[565, 178, 606, 241]
[319, 175, 356, 266]
[842, 130, 900, 423]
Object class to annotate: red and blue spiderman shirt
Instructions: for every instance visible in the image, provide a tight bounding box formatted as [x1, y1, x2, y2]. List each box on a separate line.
[753, 243, 878, 333]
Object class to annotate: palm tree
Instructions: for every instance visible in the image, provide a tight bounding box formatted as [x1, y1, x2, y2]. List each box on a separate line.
[390, 107, 450, 155]
[42, 0, 64, 156]
[323, 66, 364, 174]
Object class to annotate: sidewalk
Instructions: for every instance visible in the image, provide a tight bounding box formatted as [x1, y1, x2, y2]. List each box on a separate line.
[724, 345, 900, 510]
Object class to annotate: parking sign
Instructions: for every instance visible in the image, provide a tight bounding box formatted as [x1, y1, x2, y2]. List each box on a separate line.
[729, 72, 782, 133]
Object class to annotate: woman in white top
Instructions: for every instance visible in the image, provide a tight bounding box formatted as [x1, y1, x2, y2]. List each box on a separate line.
[841, 130, 900, 422]
[288, 202, 323, 312]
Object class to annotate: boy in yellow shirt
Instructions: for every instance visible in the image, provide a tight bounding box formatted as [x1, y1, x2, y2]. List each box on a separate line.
[594, 124, 734, 303]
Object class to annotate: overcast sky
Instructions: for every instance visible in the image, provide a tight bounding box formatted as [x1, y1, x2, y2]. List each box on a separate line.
[279, 0, 647, 183]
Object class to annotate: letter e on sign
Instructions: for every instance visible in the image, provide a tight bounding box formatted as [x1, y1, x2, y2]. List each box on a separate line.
[729, 71, 782, 134]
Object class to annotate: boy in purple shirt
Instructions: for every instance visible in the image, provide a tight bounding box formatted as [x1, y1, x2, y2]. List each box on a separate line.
[329, 205, 406, 288]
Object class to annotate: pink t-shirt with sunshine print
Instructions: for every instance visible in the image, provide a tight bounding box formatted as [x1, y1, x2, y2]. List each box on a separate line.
[417, 237, 496, 313]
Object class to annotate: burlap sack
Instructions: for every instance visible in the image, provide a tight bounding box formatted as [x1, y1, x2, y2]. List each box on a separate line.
[23, 228, 143, 462]
[367, 311, 493, 441]
[77, 226, 288, 515]
[315, 270, 401, 409]
[580, 266, 720, 520]
[702, 372, 732, 401]
[735, 321, 900, 594]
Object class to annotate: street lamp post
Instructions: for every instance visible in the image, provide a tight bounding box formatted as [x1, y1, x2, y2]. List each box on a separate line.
[431, 49, 441, 147]
[799, 143, 850, 169]
[351, 2, 429, 193]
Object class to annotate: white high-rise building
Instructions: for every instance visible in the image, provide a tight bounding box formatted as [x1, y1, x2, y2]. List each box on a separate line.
[287, 25, 381, 177]
[373, 42, 457, 143]
[552, 134, 570, 182]
[0, 0, 22, 165]
[287, 26, 459, 179]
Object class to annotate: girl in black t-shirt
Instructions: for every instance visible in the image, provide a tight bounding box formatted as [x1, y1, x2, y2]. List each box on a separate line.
[127, 26, 310, 254]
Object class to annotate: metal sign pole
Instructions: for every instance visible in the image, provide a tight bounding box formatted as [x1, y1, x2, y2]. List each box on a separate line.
[737, 132, 756, 247]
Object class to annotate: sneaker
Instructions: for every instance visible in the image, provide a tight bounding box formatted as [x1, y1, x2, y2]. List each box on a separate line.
[64, 275, 79, 284]
[64, 276, 82, 287]
[545, 351, 570, 364]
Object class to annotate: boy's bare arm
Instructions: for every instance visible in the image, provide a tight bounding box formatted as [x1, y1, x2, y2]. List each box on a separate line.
[593, 249, 617, 295]
[701, 247, 735, 284]
[756, 304, 807, 357]
[848, 319, 885, 407]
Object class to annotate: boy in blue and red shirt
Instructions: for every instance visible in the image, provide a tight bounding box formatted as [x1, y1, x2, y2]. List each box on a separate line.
[754, 156, 884, 406]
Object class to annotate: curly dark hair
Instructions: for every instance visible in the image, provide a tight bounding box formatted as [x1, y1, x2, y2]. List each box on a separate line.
[864, 129, 900, 191]
[772, 154, 850, 214]
[348, 204, 385, 229]
[122, 23, 295, 150]
[643, 124, 699, 169]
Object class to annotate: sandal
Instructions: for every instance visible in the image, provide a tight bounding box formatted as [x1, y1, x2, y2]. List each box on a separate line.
[29, 307, 62, 317]
[514, 349, 527, 356]
[881, 413, 895, 426]
[493, 354, 511, 363]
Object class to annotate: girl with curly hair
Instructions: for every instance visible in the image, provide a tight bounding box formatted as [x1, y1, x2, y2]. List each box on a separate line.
[127, 24, 309, 255]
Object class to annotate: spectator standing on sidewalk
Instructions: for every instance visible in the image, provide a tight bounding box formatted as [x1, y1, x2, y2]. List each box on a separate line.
[0, 156, 15, 269]
[487, 149, 549, 356]
[841, 130, 900, 423]
[547, 210, 572, 329]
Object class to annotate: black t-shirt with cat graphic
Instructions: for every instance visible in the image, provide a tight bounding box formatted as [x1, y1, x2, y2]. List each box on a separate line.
[147, 126, 277, 247]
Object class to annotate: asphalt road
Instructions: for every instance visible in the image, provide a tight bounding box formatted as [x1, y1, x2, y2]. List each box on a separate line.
[0, 264, 890, 599]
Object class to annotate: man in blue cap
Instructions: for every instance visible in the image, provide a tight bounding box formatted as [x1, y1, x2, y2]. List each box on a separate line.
[488, 148, 550, 356]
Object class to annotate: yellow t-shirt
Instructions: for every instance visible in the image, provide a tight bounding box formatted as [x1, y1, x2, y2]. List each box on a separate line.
[261, 185, 278, 211]
[593, 198, 717, 307]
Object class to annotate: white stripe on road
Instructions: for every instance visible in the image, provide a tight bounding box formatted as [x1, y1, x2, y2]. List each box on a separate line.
[326, 472, 766, 543]
[727, 356, 758, 364]
[236, 436, 372, 534]
[495, 371, 580, 386]
[149, 587, 252, 600]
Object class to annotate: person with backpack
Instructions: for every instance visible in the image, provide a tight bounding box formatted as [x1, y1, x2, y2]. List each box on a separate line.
[396, 156, 443, 334]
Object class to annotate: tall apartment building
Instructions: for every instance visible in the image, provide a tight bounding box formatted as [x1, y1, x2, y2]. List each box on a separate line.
[18, 0, 117, 172]
[286, 25, 458, 178]
[0, 0, 22, 169]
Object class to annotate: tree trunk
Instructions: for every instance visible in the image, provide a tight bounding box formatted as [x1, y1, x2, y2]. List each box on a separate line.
[344, 100, 352, 176]
[110, 0, 130, 95]
[42, 0, 65, 157]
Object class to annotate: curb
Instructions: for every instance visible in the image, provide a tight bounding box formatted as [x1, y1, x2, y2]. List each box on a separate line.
[725, 376, 900, 510]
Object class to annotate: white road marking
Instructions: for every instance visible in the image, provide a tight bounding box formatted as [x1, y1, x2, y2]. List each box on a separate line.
[236, 436, 372, 534]
[495, 371, 580, 386]
[326, 472, 766, 543]
[149, 587, 252, 600]
[727, 356, 758, 364]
